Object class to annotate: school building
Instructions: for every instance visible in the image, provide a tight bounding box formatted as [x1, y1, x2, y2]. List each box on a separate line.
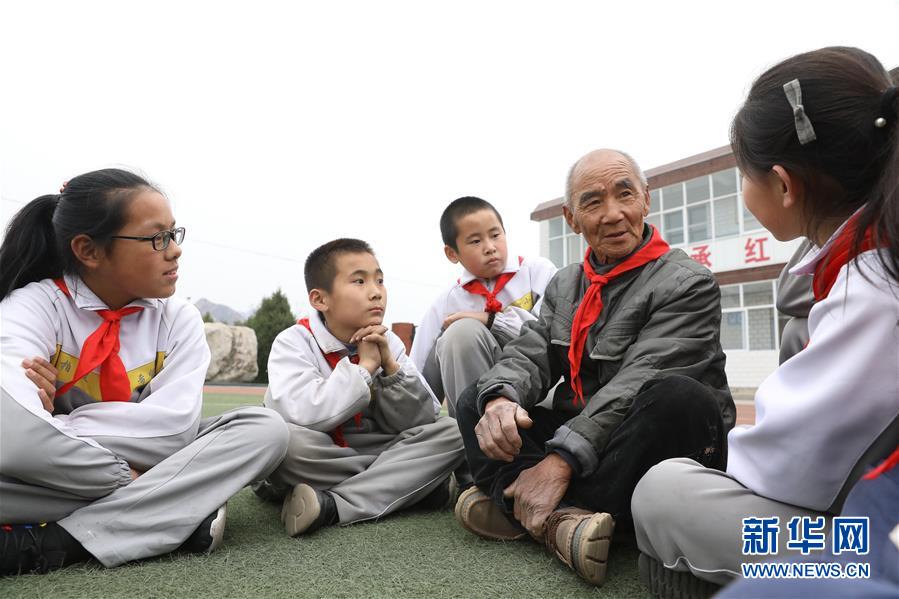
[530, 145, 804, 388]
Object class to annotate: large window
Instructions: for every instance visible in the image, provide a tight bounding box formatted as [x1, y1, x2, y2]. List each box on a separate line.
[646, 168, 763, 247]
[547, 215, 586, 268]
[720, 280, 790, 351]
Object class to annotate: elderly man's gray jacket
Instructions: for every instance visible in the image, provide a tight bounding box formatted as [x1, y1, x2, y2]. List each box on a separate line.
[475, 247, 735, 476]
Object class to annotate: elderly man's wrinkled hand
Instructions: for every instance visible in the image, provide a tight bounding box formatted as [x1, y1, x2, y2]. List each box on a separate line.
[503, 453, 573, 539]
[475, 397, 533, 462]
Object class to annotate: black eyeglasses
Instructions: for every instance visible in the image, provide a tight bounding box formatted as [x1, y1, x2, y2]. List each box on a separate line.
[110, 227, 186, 251]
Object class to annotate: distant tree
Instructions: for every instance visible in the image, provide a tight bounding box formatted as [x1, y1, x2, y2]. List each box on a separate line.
[202, 312, 215, 323]
[245, 289, 295, 383]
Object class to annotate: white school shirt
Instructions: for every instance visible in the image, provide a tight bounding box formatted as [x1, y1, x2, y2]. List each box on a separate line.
[264, 313, 440, 431]
[410, 253, 557, 371]
[0, 274, 210, 448]
[726, 224, 899, 512]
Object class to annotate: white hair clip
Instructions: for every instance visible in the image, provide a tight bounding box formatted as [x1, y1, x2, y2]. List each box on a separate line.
[783, 79, 817, 145]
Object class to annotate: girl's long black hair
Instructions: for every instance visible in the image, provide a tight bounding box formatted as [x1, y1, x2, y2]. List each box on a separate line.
[0, 168, 157, 300]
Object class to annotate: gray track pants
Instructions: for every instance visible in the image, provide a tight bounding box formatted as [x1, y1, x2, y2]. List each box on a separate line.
[0, 389, 289, 567]
[421, 318, 503, 417]
[631, 457, 830, 586]
[269, 416, 464, 524]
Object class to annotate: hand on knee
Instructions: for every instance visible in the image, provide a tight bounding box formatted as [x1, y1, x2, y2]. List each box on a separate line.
[475, 398, 532, 462]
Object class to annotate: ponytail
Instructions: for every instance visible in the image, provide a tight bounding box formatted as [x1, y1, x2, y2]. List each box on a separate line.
[0, 168, 158, 300]
[857, 75, 899, 283]
[731, 47, 899, 284]
[0, 195, 62, 300]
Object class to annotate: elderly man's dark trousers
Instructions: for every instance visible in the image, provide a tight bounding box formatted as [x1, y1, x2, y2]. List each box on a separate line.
[455, 375, 727, 524]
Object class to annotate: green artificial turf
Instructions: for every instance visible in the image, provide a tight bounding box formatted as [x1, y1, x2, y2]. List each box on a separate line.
[201, 392, 263, 418]
[0, 392, 646, 598]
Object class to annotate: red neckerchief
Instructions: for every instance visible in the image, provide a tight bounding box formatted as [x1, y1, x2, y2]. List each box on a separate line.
[53, 278, 144, 401]
[460, 256, 524, 313]
[863, 446, 899, 480]
[568, 227, 670, 405]
[297, 317, 363, 448]
[812, 216, 877, 302]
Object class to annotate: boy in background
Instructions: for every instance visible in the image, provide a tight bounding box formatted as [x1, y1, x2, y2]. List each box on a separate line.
[410, 197, 557, 416]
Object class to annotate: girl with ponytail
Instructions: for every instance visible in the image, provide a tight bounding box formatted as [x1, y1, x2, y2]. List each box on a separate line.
[632, 47, 899, 597]
[0, 169, 288, 574]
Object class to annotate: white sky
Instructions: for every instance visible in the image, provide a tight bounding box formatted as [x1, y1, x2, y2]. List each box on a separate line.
[2, 0, 897, 325]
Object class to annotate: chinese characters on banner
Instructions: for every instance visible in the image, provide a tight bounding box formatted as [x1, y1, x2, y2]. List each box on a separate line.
[690, 245, 712, 268]
[744, 236, 771, 263]
[687, 235, 774, 270]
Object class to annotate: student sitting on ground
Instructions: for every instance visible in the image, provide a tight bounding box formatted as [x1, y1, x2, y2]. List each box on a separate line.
[0, 169, 289, 575]
[632, 46, 899, 598]
[410, 196, 556, 416]
[256, 238, 465, 536]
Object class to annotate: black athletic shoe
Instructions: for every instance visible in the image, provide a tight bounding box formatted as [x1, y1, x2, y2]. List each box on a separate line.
[251, 479, 291, 503]
[416, 474, 459, 511]
[179, 505, 227, 554]
[638, 552, 721, 599]
[0, 523, 89, 576]
[281, 484, 338, 537]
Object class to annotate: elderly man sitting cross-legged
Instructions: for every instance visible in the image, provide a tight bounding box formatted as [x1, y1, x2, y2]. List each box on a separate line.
[453, 149, 736, 586]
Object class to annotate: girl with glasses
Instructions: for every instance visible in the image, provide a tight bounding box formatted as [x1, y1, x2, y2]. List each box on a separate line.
[0, 168, 288, 574]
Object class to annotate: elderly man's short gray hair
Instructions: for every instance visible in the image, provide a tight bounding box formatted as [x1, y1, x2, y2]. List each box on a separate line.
[564, 149, 648, 208]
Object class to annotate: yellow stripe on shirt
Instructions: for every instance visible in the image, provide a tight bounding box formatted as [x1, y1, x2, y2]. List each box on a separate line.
[509, 292, 534, 312]
[52, 349, 166, 402]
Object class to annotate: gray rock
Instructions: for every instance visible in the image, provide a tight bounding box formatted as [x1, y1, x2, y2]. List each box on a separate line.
[204, 323, 259, 382]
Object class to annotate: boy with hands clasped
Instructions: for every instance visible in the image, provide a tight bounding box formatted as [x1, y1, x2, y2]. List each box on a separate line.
[256, 239, 464, 537]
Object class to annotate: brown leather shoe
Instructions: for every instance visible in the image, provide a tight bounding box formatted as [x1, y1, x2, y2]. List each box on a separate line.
[453, 486, 527, 541]
[544, 507, 615, 586]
